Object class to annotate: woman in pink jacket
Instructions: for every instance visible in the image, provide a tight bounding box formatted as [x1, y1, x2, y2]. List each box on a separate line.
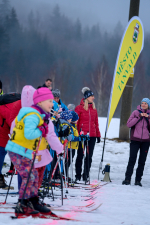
[122, 98, 150, 187]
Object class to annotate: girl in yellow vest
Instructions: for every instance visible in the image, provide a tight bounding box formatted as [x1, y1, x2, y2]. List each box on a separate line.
[5, 87, 61, 217]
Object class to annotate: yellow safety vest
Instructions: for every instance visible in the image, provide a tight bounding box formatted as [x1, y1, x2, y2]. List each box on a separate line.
[60, 123, 79, 150]
[0, 90, 3, 95]
[10, 112, 49, 151]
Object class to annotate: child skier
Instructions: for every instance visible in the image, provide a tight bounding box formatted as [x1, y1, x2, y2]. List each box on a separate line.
[5, 87, 63, 217]
[65, 110, 80, 178]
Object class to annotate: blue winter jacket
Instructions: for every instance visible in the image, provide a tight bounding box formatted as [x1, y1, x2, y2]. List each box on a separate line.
[5, 107, 44, 159]
[59, 99, 68, 111]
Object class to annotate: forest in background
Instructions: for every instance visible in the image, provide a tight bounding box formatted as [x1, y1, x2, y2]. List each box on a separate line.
[0, 0, 150, 117]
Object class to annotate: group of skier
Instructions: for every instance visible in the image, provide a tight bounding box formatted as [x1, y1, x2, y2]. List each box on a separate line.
[0, 79, 101, 217]
[1, 76, 150, 217]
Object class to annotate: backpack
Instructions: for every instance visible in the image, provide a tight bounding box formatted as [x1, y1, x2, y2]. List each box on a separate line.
[0, 93, 21, 105]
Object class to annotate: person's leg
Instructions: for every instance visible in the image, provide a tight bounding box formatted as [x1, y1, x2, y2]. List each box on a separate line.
[65, 148, 71, 177]
[10, 162, 14, 171]
[0, 146, 7, 174]
[84, 137, 96, 178]
[72, 149, 76, 159]
[52, 151, 59, 178]
[75, 141, 84, 180]
[66, 149, 75, 170]
[6, 161, 15, 175]
[135, 142, 149, 182]
[36, 166, 46, 189]
[125, 141, 140, 181]
[9, 151, 38, 199]
[18, 173, 22, 191]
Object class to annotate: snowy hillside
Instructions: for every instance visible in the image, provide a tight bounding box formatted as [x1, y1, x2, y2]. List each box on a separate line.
[1, 117, 150, 225]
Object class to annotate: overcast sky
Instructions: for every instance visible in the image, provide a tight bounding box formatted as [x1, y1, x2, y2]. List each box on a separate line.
[11, 0, 150, 33]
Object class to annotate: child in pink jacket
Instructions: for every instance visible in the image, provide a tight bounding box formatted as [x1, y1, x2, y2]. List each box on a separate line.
[10, 86, 63, 196]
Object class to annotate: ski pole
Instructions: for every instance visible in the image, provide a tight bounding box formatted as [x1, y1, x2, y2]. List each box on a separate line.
[86, 133, 90, 184]
[41, 154, 61, 202]
[82, 138, 87, 185]
[66, 143, 69, 187]
[62, 146, 68, 193]
[41, 140, 68, 203]
[58, 156, 63, 206]
[12, 135, 42, 219]
[70, 142, 73, 186]
[0, 170, 15, 205]
[98, 130, 107, 180]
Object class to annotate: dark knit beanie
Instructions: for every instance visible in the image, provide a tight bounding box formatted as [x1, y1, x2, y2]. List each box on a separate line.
[0, 80, 2, 89]
[52, 89, 60, 98]
[82, 87, 94, 99]
[71, 111, 79, 122]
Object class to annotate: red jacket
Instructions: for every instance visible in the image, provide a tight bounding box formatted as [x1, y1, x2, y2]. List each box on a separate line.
[0, 100, 21, 147]
[75, 99, 101, 137]
[9, 100, 21, 125]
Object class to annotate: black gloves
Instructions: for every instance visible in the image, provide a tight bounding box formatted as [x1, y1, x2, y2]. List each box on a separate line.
[96, 137, 101, 143]
[59, 126, 70, 137]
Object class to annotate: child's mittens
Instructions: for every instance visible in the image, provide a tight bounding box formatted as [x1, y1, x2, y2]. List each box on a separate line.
[38, 122, 48, 137]
[67, 134, 74, 141]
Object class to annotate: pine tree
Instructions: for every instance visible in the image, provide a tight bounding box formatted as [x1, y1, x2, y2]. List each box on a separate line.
[74, 19, 82, 41]
[0, 24, 9, 76]
[10, 7, 19, 30]
[0, 0, 10, 22]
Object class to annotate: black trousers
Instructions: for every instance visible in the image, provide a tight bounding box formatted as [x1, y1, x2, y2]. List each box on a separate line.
[75, 137, 96, 179]
[65, 149, 75, 177]
[51, 149, 76, 178]
[125, 140, 149, 182]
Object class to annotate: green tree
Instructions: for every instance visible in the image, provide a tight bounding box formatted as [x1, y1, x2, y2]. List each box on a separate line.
[0, 24, 9, 76]
[0, 0, 10, 22]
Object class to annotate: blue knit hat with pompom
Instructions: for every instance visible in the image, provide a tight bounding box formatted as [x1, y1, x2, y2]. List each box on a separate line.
[60, 110, 73, 121]
[71, 111, 79, 122]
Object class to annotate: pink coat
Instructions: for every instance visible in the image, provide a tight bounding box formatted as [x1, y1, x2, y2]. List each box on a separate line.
[10, 85, 63, 168]
[127, 105, 150, 142]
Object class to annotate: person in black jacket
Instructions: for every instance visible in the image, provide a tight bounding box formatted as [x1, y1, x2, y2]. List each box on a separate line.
[38, 78, 52, 90]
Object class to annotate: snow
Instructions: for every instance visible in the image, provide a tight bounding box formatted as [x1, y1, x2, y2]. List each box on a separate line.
[1, 117, 150, 225]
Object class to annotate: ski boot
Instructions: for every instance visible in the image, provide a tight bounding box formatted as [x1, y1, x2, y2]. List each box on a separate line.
[74, 176, 82, 184]
[30, 196, 51, 215]
[122, 180, 131, 185]
[82, 173, 89, 182]
[0, 174, 14, 190]
[15, 200, 40, 217]
[135, 181, 142, 187]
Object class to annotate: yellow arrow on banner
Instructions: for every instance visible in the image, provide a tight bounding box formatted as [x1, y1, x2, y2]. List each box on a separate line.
[106, 16, 144, 130]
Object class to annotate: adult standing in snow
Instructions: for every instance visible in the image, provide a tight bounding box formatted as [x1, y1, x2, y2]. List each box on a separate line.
[75, 87, 101, 182]
[0, 80, 3, 95]
[122, 98, 150, 187]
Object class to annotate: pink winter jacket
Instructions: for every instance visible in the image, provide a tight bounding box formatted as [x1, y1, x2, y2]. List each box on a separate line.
[127, 105, 150, 142]
[10, 85, 63, 168]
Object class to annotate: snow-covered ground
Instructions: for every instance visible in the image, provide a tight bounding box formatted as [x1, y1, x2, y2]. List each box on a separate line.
[1, 117, 150, 225]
